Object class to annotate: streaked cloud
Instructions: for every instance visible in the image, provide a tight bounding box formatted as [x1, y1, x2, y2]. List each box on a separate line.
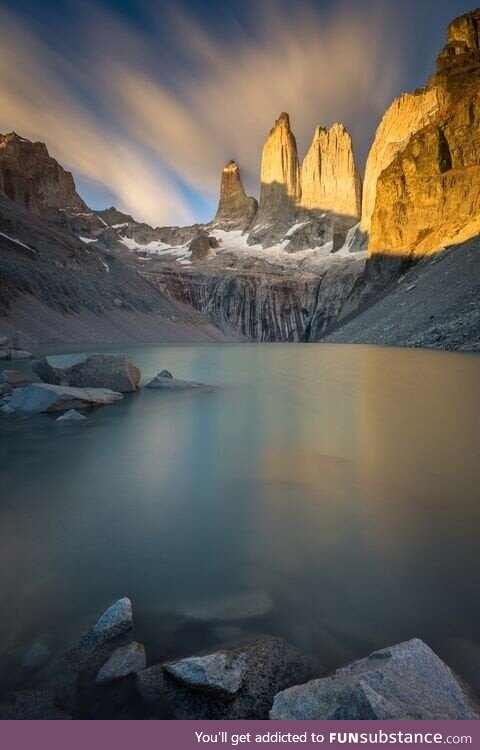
[0, 1, 407, 225]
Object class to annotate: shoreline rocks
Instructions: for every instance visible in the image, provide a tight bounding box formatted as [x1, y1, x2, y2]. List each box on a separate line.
[31, 353, 141, 393]
[2, 595, 479, 721]
[5, 383, 123, 414]
[270, 638, 480, 720]
[137, 636, 316, 720]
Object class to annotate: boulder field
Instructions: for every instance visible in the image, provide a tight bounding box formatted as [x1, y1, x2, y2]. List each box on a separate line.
[1, 597, 478, 720]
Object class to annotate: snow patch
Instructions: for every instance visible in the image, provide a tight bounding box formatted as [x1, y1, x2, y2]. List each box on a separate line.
[79, 236, 97, 244]
[285, 221, 307, 237]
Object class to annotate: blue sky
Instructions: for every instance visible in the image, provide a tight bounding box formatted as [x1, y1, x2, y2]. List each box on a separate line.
[0, 0, 475, 225]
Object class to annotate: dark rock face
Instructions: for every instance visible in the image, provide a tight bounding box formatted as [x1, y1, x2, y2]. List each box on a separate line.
[0, 133, 87, 214]
[136, 637, 316, 719]
[270, 639, 480, 720]
[147, 256, 365, 342]
[32, 353, 141, 393]
[214, 161, 258, 231]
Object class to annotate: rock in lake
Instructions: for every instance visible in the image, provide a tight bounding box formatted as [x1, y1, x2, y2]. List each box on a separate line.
[7, 383, 123, 414]
[270, 638, 480, 720]
[146, 373, 209, 390]
[32, 353, 140, 393]
[136, 636, 315, 719]
[55, 409, 87, 423]
[96, 642, 146, 684]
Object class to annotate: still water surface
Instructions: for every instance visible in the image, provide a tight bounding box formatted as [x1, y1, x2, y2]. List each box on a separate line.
[1, 343, 479, 694]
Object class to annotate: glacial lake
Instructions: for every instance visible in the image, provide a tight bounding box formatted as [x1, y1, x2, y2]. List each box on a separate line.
[1, 343, 480, 698]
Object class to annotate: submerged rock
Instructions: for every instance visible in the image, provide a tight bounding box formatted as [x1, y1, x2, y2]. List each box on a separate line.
[32, 353, 140, 393]
[136, 636, 315, 719]
[7, 383, 123, 414]
[55, 409, 87, 423]
[184, 591, 273, 622]
[270, 638, 480, 720]
[96, 642, 146, 684]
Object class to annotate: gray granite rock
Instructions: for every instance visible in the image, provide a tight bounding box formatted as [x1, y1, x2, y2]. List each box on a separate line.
[32, 353, 140, 392]
[8, 383, 123, 414]
[136, 636, 315, 719]
[164, 652, 247, 697]
[96, 642, 146, 684]
[270, 638, 480, 720]
[78, 598, 133, 652]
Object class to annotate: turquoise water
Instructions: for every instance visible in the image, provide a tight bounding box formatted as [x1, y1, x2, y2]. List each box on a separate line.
[1, 343, 480, 695]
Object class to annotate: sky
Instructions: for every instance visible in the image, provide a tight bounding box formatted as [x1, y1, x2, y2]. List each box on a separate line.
[0, 0, 475, 226]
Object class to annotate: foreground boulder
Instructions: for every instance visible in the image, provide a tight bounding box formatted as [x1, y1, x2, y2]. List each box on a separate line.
[270, 638, 480, 720]
[96, 642, 146, 685]
[136, 636, 315, 719]
[6, 383, 123, 414]
[32, 353, 140, 393]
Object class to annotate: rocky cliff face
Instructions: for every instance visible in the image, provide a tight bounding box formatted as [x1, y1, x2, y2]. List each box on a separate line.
[214, 161, 258, 230]
[360, 89, 443, 234]
[368, 8, 480, 257]
[0, 133, 88, 215]
[300, 123, 362, 219]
